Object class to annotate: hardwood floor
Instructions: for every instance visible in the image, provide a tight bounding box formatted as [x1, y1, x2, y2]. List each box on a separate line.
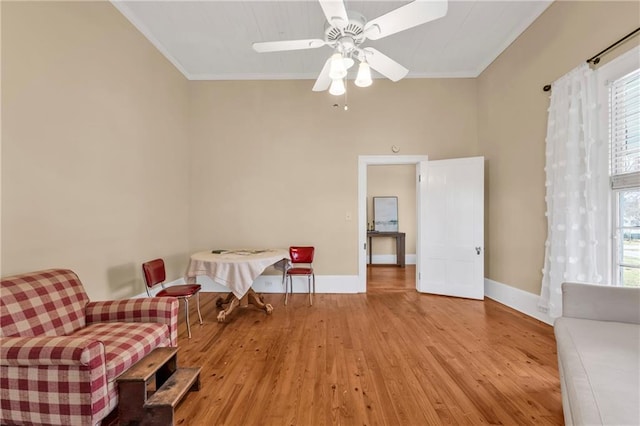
[157, 267, 563, 425]
[367, 264, 416, 291]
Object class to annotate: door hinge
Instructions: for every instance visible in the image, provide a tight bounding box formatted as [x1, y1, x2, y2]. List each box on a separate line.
[418, 174, 422, 182]
[364, 243, 367, 250]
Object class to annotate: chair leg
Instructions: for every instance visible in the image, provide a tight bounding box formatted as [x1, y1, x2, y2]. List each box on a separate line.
[281, 268, 287, 301]
[195, 292, 203, 325]
[184, 298, 191, 339]
[285, 274, 289, 306]
[308, 275, 312, 306]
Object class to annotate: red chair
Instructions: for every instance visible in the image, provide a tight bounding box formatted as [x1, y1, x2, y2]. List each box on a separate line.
[142, 258, 202, 338]
[285, 246, 315, 306]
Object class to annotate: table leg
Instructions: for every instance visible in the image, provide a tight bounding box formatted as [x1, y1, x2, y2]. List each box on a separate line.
[247, 289, 273, 315]
[216, 289, 273, 322]
[397, 234, 406, 267]
[216, 293, 239, 322]
[216, 292, 235, 308]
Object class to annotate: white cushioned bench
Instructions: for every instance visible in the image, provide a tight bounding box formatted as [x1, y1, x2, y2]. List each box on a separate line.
[554, 282, 640, 426]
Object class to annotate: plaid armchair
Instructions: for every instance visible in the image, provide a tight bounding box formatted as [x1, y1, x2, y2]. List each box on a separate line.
[0, 269, 179, 425]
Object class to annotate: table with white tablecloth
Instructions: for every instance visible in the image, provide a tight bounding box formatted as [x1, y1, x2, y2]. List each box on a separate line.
[185, 249, 289, 321]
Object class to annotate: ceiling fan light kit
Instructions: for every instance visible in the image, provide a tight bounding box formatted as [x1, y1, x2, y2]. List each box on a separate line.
[252, 0, 448, 95]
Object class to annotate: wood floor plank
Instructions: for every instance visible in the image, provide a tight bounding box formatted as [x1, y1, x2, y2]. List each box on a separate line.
[143, 266, 563, 425]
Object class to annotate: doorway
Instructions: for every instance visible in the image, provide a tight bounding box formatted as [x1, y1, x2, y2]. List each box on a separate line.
[358, 155, 428, 293]
[367, 164, 417, 291]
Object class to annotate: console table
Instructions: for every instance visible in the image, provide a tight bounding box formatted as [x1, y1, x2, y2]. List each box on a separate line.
[367, 231, 406, 267]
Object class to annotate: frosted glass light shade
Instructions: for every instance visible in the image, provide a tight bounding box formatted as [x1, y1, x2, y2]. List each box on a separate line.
[329, 78, 346, 96]
[344, 57, 355, 70]
[355, 61, 372, 88]
[329, 53, 348, 79]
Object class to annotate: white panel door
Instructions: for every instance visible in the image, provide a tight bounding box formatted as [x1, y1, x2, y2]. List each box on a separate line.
[418, 157, 484, 299]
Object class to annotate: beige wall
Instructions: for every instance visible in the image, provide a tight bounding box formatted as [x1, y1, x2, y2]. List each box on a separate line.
[188, 79, 478, 274]
[6, 0, 633, 300]
[1, 1, 190, 300]
[477, 0, 640, 294]
[367, 165, 416, 256]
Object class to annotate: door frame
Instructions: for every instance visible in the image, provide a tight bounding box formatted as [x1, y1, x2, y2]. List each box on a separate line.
[358, 155, 428, 292]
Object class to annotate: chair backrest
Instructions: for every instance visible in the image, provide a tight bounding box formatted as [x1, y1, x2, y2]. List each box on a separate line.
[1, 269, 90, 337]
[289, 246, 315, 264]
[142, 259, 166, 290]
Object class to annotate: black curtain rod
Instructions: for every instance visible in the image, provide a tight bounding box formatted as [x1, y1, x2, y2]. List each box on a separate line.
[542, 27, 640, 92]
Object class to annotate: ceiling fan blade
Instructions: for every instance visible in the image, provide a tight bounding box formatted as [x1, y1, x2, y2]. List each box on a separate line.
[312, 58, 332, 92]
[318, 0, 349, 29]
[362, 48, 408, 82]
[364, 0, 448, 41]
[252, 39, 326, 53]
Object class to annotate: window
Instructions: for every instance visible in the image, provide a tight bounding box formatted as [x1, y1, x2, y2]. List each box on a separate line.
[606, 55, 640, 287]
[613, 189, 639, 286]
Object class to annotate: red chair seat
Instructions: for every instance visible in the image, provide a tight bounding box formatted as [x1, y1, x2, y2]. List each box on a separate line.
[287, 267, 313, 275]
[156, 284, 201, 297]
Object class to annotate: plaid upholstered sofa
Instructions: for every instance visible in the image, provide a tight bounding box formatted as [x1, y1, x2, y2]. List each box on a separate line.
[0, 269, 179, 425]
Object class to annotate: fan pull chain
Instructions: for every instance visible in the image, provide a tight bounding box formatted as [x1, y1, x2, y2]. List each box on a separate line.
[344, 78, 349, 111]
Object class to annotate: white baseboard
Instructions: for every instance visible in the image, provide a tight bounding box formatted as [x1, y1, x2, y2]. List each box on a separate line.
[141, 276, 551, 326]
[370, 254, 416, 265]
[484, 278, 553, 325]
[254, 275, 360, 294]
[160, 275, 361, 295]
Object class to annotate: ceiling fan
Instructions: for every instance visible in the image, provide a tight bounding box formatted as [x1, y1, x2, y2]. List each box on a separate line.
[252, 0, 448, 95]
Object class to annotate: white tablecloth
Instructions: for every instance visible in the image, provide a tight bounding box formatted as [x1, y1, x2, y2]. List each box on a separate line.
[185, 249, 289, 299]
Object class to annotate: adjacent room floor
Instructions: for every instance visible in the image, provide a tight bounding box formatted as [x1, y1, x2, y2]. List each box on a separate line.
[367, 263, 416, 291]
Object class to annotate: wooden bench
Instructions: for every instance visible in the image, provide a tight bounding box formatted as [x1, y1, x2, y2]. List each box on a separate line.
[116, 347, 200, 426]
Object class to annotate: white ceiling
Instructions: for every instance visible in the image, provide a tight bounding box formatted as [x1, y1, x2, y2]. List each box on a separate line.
[112, 0, 552, 81]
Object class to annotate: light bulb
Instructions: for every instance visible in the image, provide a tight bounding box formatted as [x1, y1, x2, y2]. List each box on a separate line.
[329, 78, 346, 96]
[355, 61, 372, 88]
[329, 53, 347, 80]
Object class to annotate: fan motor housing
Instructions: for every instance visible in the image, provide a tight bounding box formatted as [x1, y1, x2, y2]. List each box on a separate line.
[324, 11, 366, 50]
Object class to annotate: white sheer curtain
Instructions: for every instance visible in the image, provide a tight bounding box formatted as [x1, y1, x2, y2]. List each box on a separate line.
[539, 62, 606, 319]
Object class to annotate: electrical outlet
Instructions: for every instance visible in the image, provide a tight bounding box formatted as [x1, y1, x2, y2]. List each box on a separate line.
[265, 281, 273, 287]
